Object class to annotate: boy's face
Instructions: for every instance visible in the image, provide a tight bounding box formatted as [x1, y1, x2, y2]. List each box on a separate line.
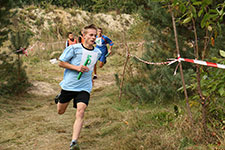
[68, 34, 74, 39]
[84, 29, 97, 45]
[97, 29, 102, 36]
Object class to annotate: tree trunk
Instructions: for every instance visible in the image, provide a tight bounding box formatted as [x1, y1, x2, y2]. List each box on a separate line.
[192, 18, 207, 132]
[170, 7, 193, 124]
[119, 33, 130, 101]
[17, 54, 21, 81]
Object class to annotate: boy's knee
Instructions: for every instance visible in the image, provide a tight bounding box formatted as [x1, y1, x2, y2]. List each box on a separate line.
[57, 102, 69, 115]
[76, 109, 85, 119]
[57, 109, 65, 115]
[99, 63, 104, 68]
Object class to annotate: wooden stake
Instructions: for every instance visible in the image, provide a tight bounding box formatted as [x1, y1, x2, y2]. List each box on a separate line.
[119, 33, 130, 101]
[170, 6, 193, 123]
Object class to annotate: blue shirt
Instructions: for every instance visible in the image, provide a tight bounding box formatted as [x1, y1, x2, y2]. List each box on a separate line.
[95, 35, 114, 54]
[59, 43, 102, 93]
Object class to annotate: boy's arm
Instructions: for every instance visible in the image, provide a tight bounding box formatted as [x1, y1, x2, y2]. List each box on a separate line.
[59, 61, 89, 73]
[108, 45, 113, 54]
[105, 36, 114, 55]
[59, 45, 88, 72]
[65, 40, 68, 48]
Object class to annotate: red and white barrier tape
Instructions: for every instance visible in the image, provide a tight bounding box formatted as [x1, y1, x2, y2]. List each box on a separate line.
[131, 54, 171, 65]
[15, 41, 65, 56]
[168, 56, 225, 69]
[16, 48, 28, 56]
[130, 54, 225, 72]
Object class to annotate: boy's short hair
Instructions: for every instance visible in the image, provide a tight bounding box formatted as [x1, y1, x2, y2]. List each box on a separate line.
[67, 32, 73, 36]
[83, 24, 97, 34]
[98, 27, 103, 31]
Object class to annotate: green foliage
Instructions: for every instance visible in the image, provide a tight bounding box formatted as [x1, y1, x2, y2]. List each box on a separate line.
[19, 0, 75, 8]
[0, 0, 14, 46]
[170, 0, 225, 124]
[150, 111, 174, 126]
[179, 137, 194, 150]
[51, 0, 75, 8]
[0, 1, 32, 96]
[219, 50, 225, 57]
[82, 0, 149, 13]
[201, 59, 225, 98]
[173, 0, 225, 30]
[0, 30, 32, 96]
[187, 57, 225, 122]
[127, 16, 148, 41]
[9, 30, 31, 52]
[124, 37, 193, 103]
[123, 1, 195, 103]
[139, 1, 171, 30]
[91, 0, 109, 12]
[0, 52, 31, 96]
[18, 0, 149, 14]
[74, 0, 95, 11]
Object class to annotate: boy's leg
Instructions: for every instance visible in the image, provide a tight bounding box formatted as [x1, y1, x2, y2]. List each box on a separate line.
[99, 61, 104, 68]
[93, 63, 98, 79]
[98, 53, 106, 68]
[57, 102, 70, 115]
[93, 63, 97, 75]
[56, 89, 74, 115]
[72, 102, 87, 140]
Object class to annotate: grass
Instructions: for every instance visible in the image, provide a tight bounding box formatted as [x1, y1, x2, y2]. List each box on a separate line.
[0, 63, 224, 150]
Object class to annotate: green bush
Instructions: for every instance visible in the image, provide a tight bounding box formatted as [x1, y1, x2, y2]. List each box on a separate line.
[187, 57, 225, 122]
[0, 52, 31, 96]
[0, 30, 32, 96]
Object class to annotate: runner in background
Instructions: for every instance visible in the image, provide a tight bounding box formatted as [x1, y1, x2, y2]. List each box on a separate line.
[78, 30, 85, 44]
[66, 32, 77, 48]
[93, 28, 114, 79]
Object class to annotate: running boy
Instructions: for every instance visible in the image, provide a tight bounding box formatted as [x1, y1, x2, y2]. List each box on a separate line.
[55, 24, 101, 150]
[93, 28, 114, 79]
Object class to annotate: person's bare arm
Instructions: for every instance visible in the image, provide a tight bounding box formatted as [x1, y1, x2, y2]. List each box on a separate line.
[108, 45, 113, 54]
[59, 61, 89, 73]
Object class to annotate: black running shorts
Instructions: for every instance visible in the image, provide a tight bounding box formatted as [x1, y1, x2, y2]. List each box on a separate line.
[57, 89, 90, 108]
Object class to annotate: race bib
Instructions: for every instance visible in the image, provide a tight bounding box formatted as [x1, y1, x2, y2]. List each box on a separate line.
[95, 37, 102, 46]
[80, 50, 98, 71]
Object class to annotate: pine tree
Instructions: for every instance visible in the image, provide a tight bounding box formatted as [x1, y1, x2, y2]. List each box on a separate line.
[0, 1, 33, 96]
[0, 0, 14, 47]
[9, 30, 30, 80]
[124, 1, 194, 103]
[0, 30, 31, 96]
[124, 1, 225, 104]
